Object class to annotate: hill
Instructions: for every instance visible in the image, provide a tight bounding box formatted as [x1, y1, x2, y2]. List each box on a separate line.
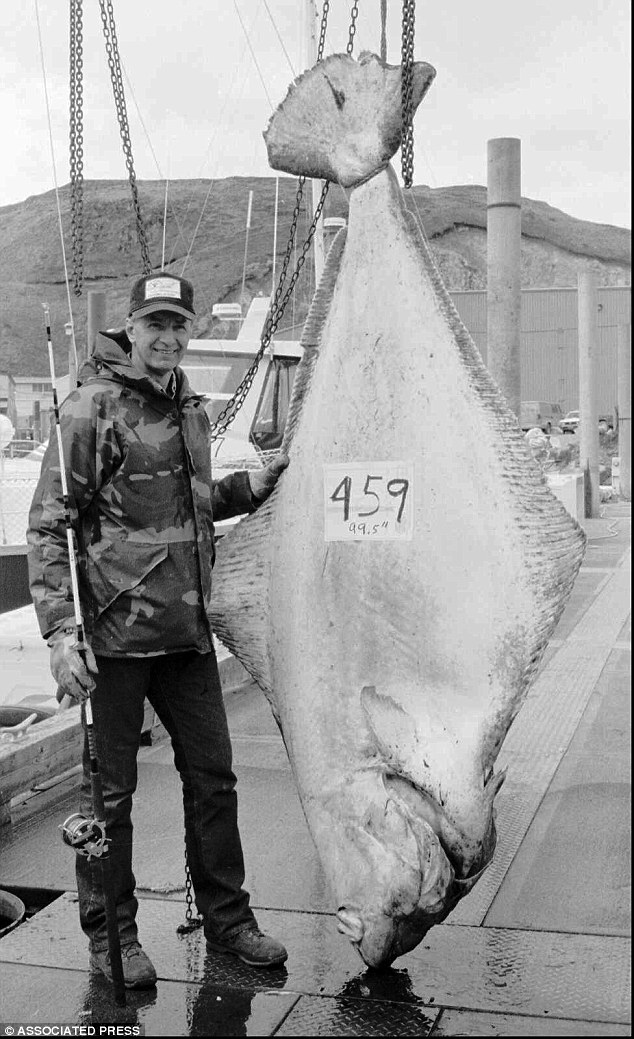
[0, 176, 630, 377]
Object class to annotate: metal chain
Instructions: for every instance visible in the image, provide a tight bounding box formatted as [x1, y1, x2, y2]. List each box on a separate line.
[380, 0, 388, 61]
[98, 0, 151, 274]
[401, 0, 416, 188]
[210, 178, 329, 442]
[317, 0, 329, 60]
[69, 0, 84, 296]
[346, 2, 359, 55]
[209, 0, 333, 442]
[176, 847, 203, 934]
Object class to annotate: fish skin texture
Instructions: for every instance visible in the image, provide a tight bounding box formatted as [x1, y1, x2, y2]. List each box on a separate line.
[209, 56, 585, 968]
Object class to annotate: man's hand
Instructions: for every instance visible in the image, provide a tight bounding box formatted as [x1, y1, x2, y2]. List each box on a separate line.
[49, 630, 99, 704]
[249, 452, 289, 503]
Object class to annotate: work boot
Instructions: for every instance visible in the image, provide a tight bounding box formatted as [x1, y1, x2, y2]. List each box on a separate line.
[206, 924, 288, 968]
[90, 940, 157, 989]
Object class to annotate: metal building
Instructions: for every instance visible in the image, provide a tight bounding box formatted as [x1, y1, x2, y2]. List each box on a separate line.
[451, 286, 631, 417]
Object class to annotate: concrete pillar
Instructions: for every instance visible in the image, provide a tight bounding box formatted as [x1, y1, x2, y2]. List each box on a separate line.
[87, 291, 107, 359]
[578, 272, 600, 517]
[487, 138, 522, 418]
[617, 323, 631, 500]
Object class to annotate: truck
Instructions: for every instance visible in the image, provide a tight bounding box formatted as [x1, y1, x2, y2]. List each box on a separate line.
[519, 401, 564, 434]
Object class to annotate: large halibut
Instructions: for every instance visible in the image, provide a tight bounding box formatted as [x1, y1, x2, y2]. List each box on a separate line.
[208, 52, 585, 968]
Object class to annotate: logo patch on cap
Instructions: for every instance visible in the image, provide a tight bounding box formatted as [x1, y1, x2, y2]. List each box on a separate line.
[144, 277, 182, 301]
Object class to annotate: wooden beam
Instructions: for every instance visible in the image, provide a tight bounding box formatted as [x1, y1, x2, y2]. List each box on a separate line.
[0, 708, 83, 825]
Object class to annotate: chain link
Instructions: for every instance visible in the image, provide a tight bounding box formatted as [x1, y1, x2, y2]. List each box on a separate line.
[176, 847, 203, 934]
[380, 0, 388, 62]
[346, 2, 359, 55]
[69, 0, 84, 296]
[210, 178, 329, 441]
[98, 0, 151, 274]
[400, 0, 416, 188]
[317, 0, 329, 61]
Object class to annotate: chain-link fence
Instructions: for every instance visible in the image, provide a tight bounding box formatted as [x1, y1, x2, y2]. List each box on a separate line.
[0, 475, 38, 545]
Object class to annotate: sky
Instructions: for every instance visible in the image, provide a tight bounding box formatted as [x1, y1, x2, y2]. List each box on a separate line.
[0, 0, 630, 229]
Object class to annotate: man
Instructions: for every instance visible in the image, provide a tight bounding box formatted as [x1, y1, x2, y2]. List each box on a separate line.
[27, 273, 289, 988]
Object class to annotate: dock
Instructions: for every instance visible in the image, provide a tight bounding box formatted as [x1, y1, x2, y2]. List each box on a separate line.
[0, 501, 630, 1036]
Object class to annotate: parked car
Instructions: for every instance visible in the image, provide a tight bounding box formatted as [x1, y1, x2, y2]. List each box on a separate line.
[560, 410, 580, 434]
[519, 401, 564, 434]
[560, 410, 615, 434]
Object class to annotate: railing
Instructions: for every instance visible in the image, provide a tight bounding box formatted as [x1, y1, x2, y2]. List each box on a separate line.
[0, 449, 278, 546]
[1, 440, 43, 459]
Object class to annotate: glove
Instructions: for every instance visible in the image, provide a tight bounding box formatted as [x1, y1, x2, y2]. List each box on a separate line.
[49, 629, 99, 704]
[249, 452, 289, 503]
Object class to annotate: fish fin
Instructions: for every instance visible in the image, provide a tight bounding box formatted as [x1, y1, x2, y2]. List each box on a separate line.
[208, 206, 347, 695]
[282, 226, 346, 451]
[208, 501, 276, 695]
[398, 181, 586, 741]
[360, 685, 419, 771]
[264, 53, 435, 187]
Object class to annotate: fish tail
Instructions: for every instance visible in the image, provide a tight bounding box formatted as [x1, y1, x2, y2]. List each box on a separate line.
[264, 53, 436, 187]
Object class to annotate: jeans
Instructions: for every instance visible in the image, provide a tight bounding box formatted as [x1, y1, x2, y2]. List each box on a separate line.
[76, 650, 255, 951]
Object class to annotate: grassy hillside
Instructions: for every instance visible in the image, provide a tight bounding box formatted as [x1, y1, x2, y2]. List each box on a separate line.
[0, 176, 630, 377]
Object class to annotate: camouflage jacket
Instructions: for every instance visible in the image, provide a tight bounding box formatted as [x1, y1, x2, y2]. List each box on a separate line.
[27, 331, 254, 656]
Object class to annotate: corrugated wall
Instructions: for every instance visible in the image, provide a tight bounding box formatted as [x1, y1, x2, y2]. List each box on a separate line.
[449, 286, 631, 416]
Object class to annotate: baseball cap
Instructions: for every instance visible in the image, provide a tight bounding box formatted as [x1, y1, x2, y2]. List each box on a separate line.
[128, 273, 196, 320]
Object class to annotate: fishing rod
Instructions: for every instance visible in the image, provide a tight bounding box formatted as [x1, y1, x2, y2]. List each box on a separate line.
[43, 304, 126, 1007]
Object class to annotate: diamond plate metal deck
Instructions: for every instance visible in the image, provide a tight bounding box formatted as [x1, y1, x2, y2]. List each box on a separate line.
[451, 550, 631, 927]
[0, 961, 300, 1035]
[0, 895, 629, 1026]
[273, 995, 438, 1036]
[432, 1008, 632, 1036]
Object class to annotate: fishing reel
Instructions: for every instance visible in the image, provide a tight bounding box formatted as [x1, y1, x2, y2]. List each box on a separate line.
[60, 812, 108, 860]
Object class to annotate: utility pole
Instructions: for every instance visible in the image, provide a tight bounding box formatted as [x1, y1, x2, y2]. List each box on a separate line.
[486, 138, 522, 418]
[578, 272, 600, 518]
[617, 323, 631, 500]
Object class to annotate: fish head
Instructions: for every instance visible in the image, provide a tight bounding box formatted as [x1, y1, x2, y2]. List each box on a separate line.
[264, 52, 436, 187]
[343, 856, 490, 968]
[318, 681, 507, 969]
[321, 766, 497, 968]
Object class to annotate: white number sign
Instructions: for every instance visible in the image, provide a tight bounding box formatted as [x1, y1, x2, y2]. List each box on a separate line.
[323, 462, 414, 542]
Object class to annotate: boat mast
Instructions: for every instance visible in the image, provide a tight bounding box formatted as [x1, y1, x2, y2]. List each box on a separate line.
[240, 189, 254, 317]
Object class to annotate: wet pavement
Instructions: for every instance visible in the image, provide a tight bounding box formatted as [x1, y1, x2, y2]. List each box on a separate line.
[0, 501, 630, 1035]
